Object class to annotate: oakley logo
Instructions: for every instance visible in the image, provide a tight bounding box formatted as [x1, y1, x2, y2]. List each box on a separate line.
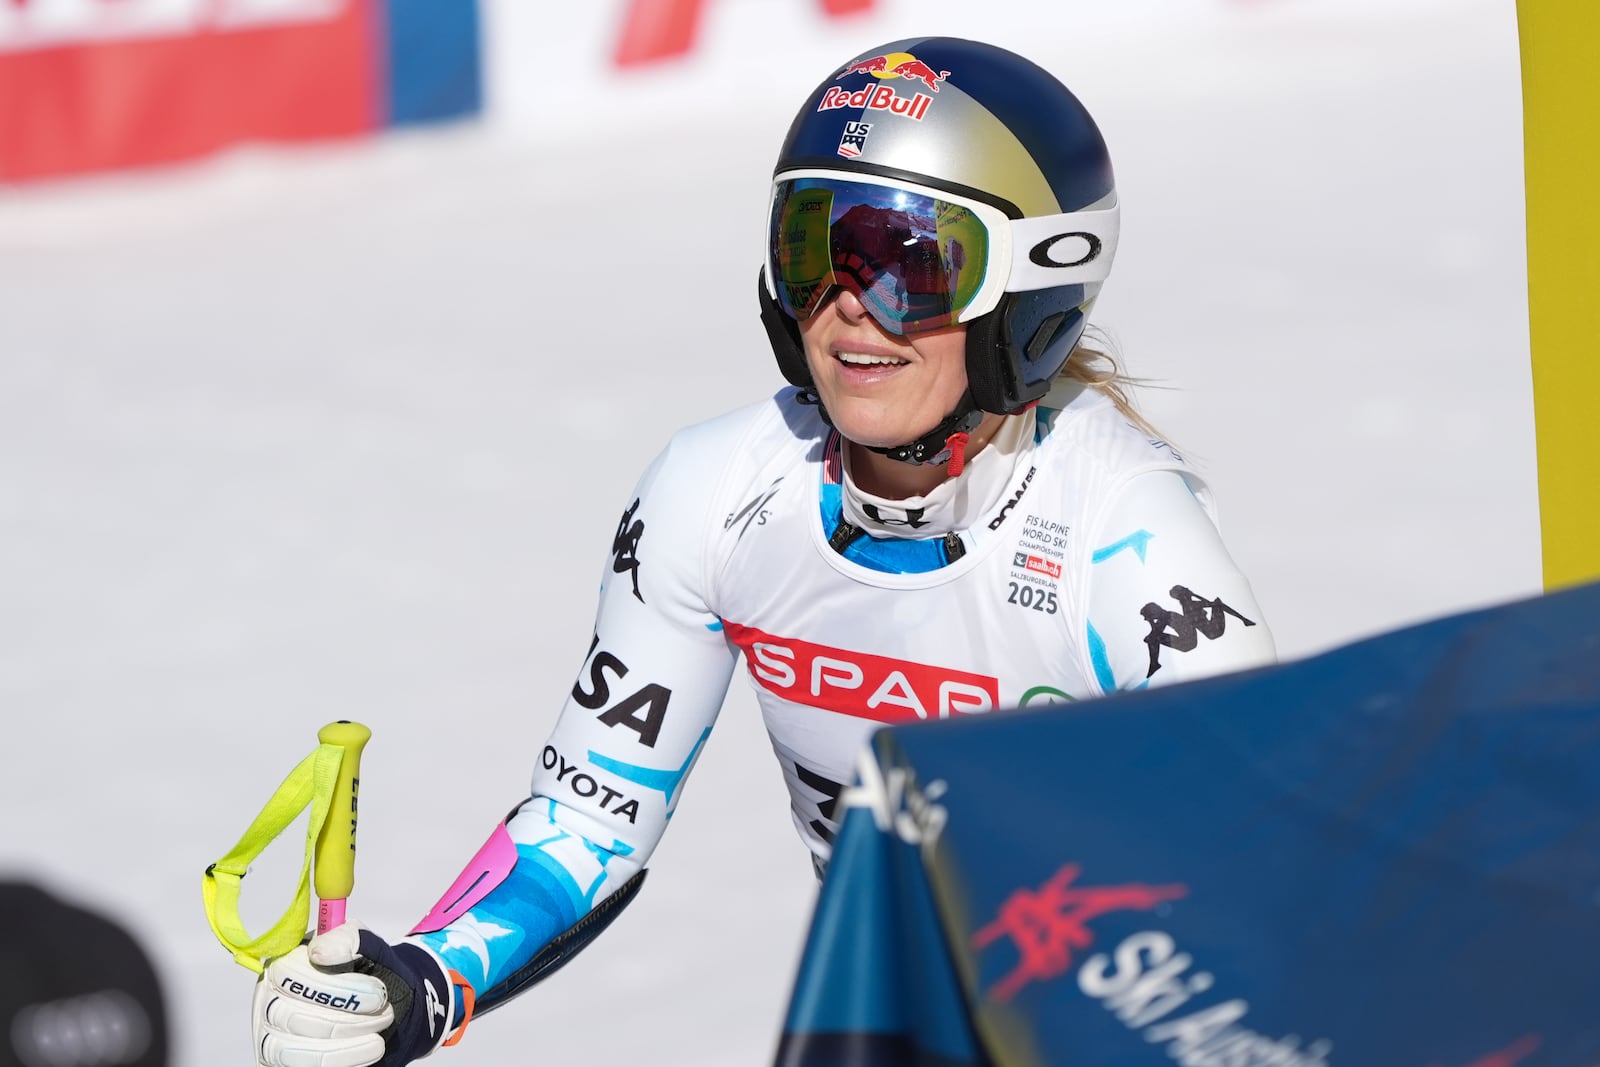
[1028, 232, 1102, 270]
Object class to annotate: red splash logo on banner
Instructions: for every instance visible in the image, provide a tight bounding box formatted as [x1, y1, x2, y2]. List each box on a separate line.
[972, 862, 1187, 1002]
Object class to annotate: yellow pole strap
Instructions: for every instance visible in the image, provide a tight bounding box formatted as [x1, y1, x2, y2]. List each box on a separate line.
[201, 738, 346, 973]
[1518, 0, 1600, 590]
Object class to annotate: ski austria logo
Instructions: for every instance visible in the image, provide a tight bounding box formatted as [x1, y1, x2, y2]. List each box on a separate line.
[973, 863, 1186, 1002]
[973, 863, 1339, 1066]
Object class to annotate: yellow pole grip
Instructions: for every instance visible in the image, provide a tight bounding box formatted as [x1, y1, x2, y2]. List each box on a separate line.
[313, 720, 371, 930]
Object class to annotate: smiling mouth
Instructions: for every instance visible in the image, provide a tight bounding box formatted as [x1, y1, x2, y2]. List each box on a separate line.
[836, 352, 909, 367]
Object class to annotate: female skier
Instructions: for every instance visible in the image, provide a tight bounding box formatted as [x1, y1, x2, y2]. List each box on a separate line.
[249, 36, 1277, 1067]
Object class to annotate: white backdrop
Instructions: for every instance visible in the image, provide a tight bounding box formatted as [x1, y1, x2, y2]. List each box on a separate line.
[0, 0, 1535, 1064]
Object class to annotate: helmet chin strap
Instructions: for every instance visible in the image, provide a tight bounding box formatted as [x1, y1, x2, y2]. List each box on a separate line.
[806, 390, 987, 477]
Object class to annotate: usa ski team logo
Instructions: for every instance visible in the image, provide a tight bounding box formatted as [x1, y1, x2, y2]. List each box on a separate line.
[837, 120, 872, 158]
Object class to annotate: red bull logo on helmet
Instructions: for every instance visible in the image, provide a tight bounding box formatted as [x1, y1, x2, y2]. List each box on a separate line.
[838, 51, 951, 92]
[818, 50, 950, 122]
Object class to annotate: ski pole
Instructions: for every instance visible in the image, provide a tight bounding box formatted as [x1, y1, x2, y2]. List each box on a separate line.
[312, 720, 371, 933]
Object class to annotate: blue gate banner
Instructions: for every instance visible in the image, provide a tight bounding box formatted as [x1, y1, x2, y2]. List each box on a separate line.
[778, 582, 1600, 1067]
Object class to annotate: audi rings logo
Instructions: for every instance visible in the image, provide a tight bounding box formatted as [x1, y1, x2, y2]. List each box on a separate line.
[1028, 231, 1101, 269]
[10, 990, 151, 1067]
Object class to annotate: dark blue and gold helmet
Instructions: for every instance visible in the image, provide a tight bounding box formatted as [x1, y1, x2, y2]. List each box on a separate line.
[760, 37, 1120, 450]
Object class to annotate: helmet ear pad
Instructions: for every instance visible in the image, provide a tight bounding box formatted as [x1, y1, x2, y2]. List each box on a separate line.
[965, 286, 1089, 415]
[759, 269, 814, 390]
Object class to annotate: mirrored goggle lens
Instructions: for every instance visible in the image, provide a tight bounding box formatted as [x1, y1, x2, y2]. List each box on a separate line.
[769, 178, 991, 336]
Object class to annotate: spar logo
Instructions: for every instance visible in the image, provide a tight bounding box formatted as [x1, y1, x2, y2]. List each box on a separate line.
[721, 621, 998, 721]
[818, 50, 950, 122]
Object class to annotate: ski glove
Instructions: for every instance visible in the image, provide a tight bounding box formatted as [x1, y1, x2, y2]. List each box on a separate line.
[253, 923, 469, 1067]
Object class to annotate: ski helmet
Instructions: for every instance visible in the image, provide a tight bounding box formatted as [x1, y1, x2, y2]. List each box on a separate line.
[759, 37, 1120, 464]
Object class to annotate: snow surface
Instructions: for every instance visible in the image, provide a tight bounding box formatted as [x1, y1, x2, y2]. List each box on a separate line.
[0, 0, 1536, 1064]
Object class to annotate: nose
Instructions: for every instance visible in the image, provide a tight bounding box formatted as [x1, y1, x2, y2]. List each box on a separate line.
[831, 287, 869, 324]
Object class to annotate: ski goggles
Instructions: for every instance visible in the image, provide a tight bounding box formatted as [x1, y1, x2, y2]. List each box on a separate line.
[765, 169, 1120, 336]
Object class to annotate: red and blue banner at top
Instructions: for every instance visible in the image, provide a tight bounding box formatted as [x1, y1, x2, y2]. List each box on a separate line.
[0, 0, 481, 182]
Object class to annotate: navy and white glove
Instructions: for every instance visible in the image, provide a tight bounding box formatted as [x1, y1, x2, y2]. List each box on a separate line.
[253, 924, 461, 1067]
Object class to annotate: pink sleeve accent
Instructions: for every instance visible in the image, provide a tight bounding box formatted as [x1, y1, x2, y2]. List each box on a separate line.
[409, 823, 519, 935]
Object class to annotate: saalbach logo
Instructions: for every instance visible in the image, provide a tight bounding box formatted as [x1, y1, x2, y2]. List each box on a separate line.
[972, 862, 1186, 1001]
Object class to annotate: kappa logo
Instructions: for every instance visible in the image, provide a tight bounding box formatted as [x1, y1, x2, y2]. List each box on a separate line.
[611, 498, 646, 603]
[721, 621, 999, 721]
[1140, 584, 1255, 678]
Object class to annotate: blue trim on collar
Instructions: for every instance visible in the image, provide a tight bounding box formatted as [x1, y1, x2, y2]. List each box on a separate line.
[820, 482, 953, 574]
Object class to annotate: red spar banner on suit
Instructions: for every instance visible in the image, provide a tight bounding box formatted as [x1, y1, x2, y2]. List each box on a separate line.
[721, 621, 999, 722]
[614, 0, 877, 66]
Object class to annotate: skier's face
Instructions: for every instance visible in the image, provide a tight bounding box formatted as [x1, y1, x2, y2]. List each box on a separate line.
[797, 288, 969, 450]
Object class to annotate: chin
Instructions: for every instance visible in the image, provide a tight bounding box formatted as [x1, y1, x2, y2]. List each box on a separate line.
[829, 411, 924, 450]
